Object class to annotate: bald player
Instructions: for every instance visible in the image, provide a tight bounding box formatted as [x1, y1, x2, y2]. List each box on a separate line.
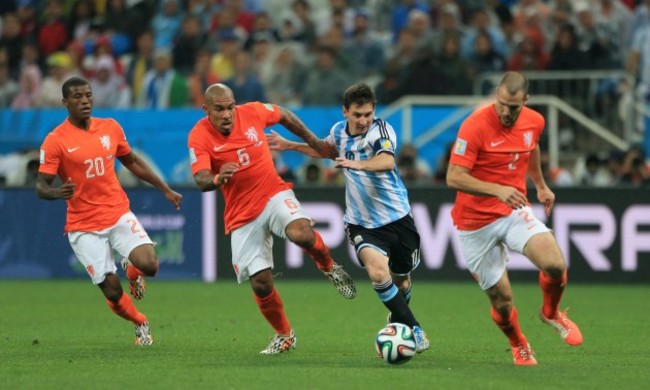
[187, 83, 357, 354]
[446, 72, 583, 366]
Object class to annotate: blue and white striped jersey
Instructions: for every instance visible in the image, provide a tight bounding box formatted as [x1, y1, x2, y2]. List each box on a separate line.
[325, 117, 411, 228]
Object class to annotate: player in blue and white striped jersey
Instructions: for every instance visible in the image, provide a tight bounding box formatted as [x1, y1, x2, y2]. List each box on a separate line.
[267, 83, 430, 353]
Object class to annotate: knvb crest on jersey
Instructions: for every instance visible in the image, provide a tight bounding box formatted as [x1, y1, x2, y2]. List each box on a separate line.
[523, 131, 533, 148]
[246, 127, 258, 142]
[99, 135, 111, 150]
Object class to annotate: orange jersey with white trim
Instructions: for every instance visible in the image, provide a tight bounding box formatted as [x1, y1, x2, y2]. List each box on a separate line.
[38, 117, 131, 232]
[188, 102, 292, 233]
[450, 105, 544, 230]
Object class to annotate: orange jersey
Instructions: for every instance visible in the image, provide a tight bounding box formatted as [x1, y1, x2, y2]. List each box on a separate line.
[449, 105, 544, 230]
[188, 102, 292, 233]
[39, 117, 131, 232]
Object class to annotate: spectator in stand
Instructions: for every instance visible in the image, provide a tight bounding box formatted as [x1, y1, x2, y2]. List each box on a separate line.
[573, 1, 621, 69]
[18, 40, 44, 74]
[397, 143, 431, 185]
[90, 54, 131, 108]
[594, 0, 633, 60]
[67, 0, 96, 42]
[578, 153, 611, 186]
[0, 60, 18, 107]
[249, 33, 276, 88]
[188, 48, 219, 107]
[433, 143, 453, 185]
[302, 45, 351, 106]
[125, 29, 154, 105]
[540, 151, 574, 187]
[548, 24, 589, 70]
[38, 0, 68, 57]
[138, 48, 188, 109]
[65, 40, 87, 78]
[11, 63, 41, 109]
[151, 0, 183, 50]
[318, 25, 357, 77]
[243, 12, 281, 51]
[15, 0, 38, 39]
[506, 28, 549, 71]
[207, 3, 248, 46]
[391, 0, 430, 42]
[438, 34, 473, 95]
[36, 51, 72, 107]
[210, 30, 241, 81]
[284, 0, 317, 48]
[341, 10, 385, 79]
[405, 9, 435, 52]
[172, 14, 207, 76]
[468, 30, 506, 94]
[265, 43, 306, 106]
[221, 0, 256, 34]
[223, 51, 267, 104]
[430, 3, 466, 56]
[620, 145, 650, 186]
[185, 0, 212, 31]
[0, 12, 24, 78]
[461, 8, 507, 59]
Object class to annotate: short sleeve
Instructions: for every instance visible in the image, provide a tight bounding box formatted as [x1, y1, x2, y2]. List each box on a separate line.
[112, 119, 131, 157]
[449, 118, 480, 170]
[252, 102, 282, 127]
[38, 134, 61, 176]
[188, 129, 212, 175]
[368, 119, 396, 156]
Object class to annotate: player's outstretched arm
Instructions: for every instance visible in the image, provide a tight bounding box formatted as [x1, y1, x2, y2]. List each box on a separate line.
[335, 152, 394, 172]
[193, 163, 238, 192]
[267, 130, 323, 158]
[278, 107, 337, 159]
[118, 152, 183, 210]
[35, 173, 76, 200]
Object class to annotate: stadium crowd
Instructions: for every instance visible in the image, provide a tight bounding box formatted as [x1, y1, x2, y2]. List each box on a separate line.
[0, 0, 649, 187]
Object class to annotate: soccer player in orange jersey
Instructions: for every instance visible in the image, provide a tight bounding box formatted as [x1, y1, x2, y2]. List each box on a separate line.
[187, 83, 357, 354]
[447, 72, 583, 366]
[36, 77, 183, 346]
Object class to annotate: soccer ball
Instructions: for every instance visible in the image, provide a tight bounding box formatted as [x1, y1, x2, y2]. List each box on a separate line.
[375, 323, 417, 365]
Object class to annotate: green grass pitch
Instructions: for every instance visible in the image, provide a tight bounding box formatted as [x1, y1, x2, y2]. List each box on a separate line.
[1, 280, 648, 389]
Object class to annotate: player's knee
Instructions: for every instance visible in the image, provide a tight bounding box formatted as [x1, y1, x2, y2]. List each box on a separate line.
[286, 221, 315, 248]
[542, 262, 565, 279]
[250, 271, 274, 297]
[99, 277, 123, 302]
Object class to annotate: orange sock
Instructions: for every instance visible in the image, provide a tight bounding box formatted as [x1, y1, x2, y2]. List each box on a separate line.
[126, 263, 145, 280]
[491, 307, 527, 347]
[105, 292, 147, 325]
[539, 270, 567, 318]
[303, 231, 333, 272]
[254, 288, 291, 335]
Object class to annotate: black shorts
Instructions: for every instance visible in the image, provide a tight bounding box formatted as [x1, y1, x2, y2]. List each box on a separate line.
[345, 214, 421, 275]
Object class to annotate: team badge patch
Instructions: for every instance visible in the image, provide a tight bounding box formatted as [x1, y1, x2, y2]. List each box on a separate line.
[523, 131, 533, 148]
[354, 235, 363, 245]
[263, 103, 274, 111]
[189, 148, 197, 164]
[40, 149, 45, 163]
[380, 138, 394, 152]
[454, 138, 467, 155]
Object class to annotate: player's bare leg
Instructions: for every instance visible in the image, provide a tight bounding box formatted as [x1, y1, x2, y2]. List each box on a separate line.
[524, 233, 583, 346]
[286, 219, 356, 299]
[250, 269, 296, 354]
[486, 272, 536, 365]
[122, 244, 159, 300]
[99, 274, 152, 345]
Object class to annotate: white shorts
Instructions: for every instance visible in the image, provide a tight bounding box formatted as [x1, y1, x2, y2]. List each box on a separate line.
[457, 206, 550, 290]
[68, 211, 154, 285]
[231, 189, 310, 283]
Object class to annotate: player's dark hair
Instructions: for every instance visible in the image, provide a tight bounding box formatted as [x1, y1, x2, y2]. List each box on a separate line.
[342, 83, 377, 109]
[62, 77, 90, 98]
[498, 71, 529, 96]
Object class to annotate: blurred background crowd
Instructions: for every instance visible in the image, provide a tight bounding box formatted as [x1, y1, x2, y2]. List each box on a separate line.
[0, 0, 649, 188]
